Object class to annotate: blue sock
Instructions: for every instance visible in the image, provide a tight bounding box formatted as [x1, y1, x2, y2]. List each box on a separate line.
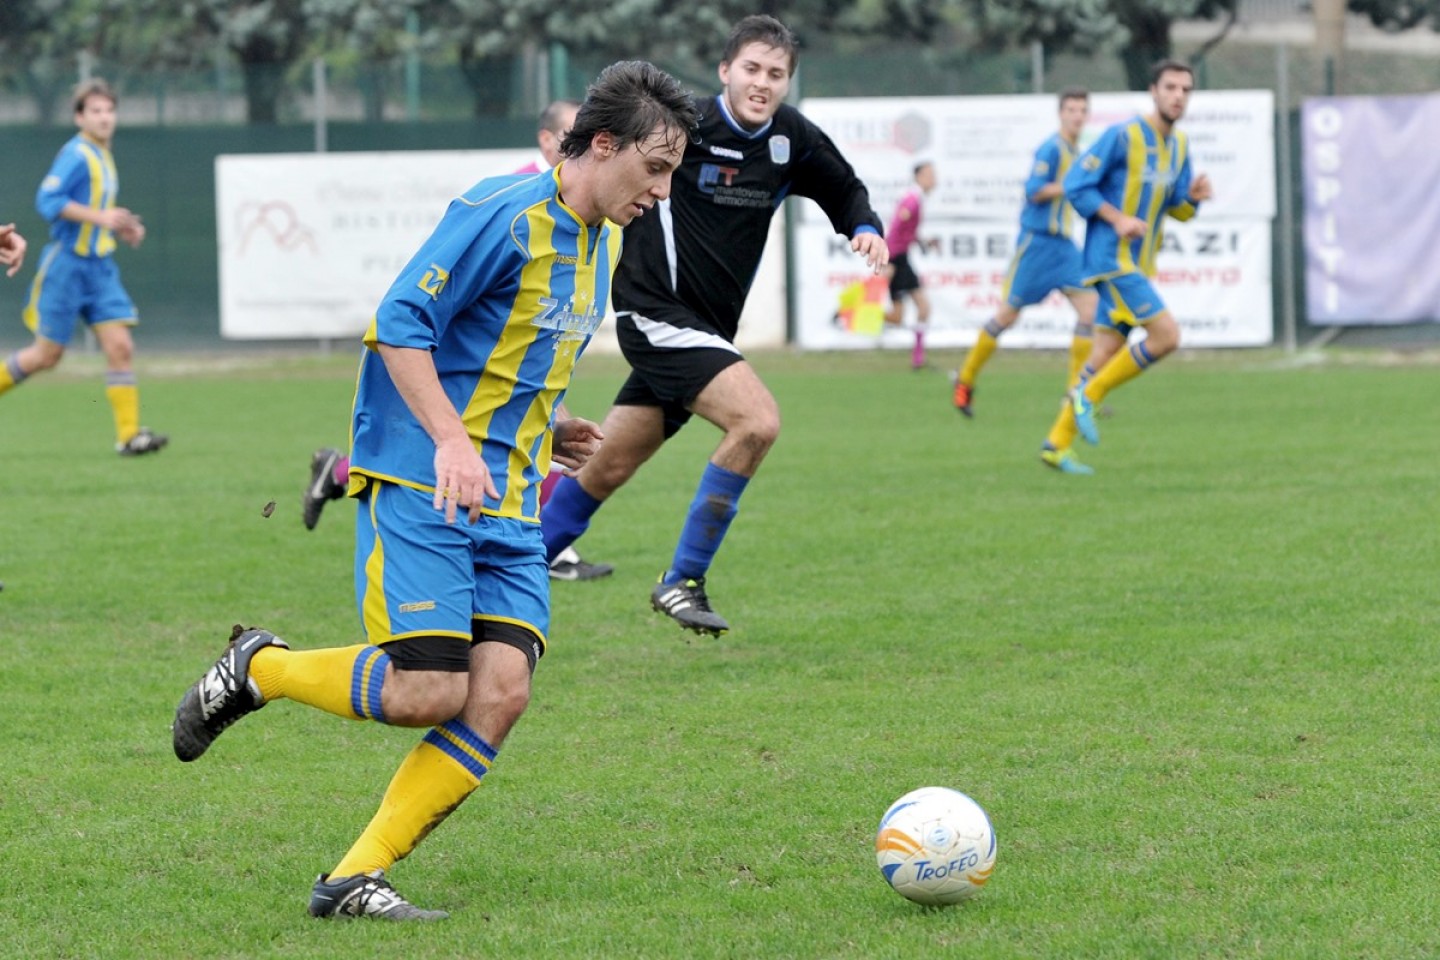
[663, 463, 749, 584]
[541, 476, 604, 563]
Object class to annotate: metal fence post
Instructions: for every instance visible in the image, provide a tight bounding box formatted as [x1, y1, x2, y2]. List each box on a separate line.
[1276, 43, 1298, 354]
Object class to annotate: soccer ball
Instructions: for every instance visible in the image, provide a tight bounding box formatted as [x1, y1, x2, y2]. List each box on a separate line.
[875, 786, 996, 905]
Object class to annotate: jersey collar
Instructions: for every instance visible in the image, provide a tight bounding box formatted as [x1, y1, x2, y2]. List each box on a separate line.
[714, 93, 774, 140]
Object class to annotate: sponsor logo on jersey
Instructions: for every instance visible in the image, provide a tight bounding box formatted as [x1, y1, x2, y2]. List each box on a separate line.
[708, 145, 744, 160]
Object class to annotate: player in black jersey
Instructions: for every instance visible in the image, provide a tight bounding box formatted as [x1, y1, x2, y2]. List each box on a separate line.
[541, 14, 887, 635]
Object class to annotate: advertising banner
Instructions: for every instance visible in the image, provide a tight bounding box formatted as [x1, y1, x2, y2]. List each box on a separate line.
[796, 218, 1273, 350]
[1302, 94, 1440, 325]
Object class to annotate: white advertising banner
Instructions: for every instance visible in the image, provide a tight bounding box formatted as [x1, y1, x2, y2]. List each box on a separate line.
[216, 149, 788, 350]
[796, 90, 1276, 224]
[796, 217, 1273, 350]
[791, 90, 1276, 350]
[217, 150, 530, 340]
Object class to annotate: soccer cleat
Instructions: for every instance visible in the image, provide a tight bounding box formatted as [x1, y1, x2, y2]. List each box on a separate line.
[1040, 445, 1095, 476]
[308, 871, 448, 922]
[1070, 386, 1099, 446]
[172, 624, 289, 762]
[651, 575, 729, 636]
[117, 427, 168, 456]
[548, 546, 615, 582]
[303, 447, 346, 531]
[953, 381, 974, 418]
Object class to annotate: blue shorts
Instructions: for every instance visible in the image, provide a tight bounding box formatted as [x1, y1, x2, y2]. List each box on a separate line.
[354, 480, 550, 655]
[1093, 273, 1168, 336]
[23, 243, 137, 346]
[1002, 231, 1085, 308]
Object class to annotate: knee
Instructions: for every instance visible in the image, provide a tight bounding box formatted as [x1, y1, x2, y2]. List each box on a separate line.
[740, 409, 781, 453]
[103, 339, 134, 368]
[30, 344, 64, 370]
[381, 671, 468, 727]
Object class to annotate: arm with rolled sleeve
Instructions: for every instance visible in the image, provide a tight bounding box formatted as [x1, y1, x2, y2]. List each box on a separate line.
[1166, 147, 1199, 222]
[1025, 139, 1063, 203]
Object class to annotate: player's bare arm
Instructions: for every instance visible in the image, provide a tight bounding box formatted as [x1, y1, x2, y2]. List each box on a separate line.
[1096, 202, 1147, 239]
[1030, 183, 1064, 202]
[0, 223, 26, 277]
[377, 343, 497, 524]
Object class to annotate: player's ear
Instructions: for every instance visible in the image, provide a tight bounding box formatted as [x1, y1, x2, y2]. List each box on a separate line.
[591, 130, 616, 159]
[717, 61, 730, 86]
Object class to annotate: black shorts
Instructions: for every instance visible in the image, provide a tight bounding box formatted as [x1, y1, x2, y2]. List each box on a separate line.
[384, 619, 541, 674]
[614, 310, 745, 439]
[889, 253, 921, 297]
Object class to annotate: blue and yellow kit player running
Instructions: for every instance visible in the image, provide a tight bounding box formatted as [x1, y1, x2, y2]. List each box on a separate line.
[954, 88, 1098, 419]
[172, 61, 697, 921]
[0, 79, 167, 455]
[1040, 60, 1212, 474]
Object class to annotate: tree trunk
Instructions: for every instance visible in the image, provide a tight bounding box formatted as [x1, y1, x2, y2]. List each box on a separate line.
[240, 58, 283, 125]
[1117, 7, 1173, 90]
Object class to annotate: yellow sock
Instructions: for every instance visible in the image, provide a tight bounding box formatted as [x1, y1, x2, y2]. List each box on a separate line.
[1084, 342, 1154, 405]
[250, 644, 388, 721]
[1066, 332, 1093, 391]
[1045, 403, 1080, 452]
[958, 328, 1000, 387]
[0, 353, 26, 397]
[331, 722, 493, 877]
[105, 379, 140, 445]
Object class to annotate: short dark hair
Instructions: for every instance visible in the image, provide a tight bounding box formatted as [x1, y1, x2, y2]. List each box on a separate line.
[560, 61, 698, 159]
[721, 14, 798, 76]
[73, 78, 117, 114]
[913, 160, 934, 178]
[538, 99, 581, 136]
[1150, 59, 1194, 86]
[1058, 86, 1089, 107]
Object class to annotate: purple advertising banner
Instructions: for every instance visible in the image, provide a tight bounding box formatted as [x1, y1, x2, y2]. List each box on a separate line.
[1303, 95, 1440, 325]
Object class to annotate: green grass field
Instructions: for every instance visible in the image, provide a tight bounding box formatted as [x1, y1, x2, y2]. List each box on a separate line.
[2, 346, 1437, 959]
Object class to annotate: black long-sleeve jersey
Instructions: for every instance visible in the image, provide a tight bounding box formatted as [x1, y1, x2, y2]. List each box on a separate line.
[612, 94, 883, 343]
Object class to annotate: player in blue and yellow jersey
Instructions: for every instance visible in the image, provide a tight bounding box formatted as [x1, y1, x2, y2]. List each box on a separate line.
[953, 88, 1098, 418]
[172, 61, 698, 921]
[0, 80, 167, 455]
[541, 15, 888, 636]
[1040, 61, 1212, 475]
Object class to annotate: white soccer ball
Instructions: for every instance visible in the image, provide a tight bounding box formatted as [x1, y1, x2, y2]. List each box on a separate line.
[875, 786, 996, 905]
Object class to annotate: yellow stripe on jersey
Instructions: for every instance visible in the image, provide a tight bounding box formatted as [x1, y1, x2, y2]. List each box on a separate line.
[1139, 130, 1172, 275]
[461, 204, 555, 510]
[99, 148, 118, 257]
[1058, 145, 1075, 237]
[1118, 122, 1146, 274]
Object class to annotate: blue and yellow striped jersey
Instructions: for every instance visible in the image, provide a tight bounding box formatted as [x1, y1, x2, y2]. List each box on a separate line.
[1018, 133, 1079, 239]
[36, 134, 120, 258]
[349, 168, 620, 522]
[1063, 116, 1198, 282]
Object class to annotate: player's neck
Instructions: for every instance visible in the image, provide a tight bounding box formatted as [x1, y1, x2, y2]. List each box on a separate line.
[1145, 111, 1174, 138]
[79, 131, 112, 149]
[555, 157, 603, 226]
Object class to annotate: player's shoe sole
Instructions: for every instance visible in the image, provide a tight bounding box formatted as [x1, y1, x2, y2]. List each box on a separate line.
[1040, 445, 1094, 476]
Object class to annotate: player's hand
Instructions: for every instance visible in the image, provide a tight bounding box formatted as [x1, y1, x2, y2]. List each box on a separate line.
[552, 417, 604, 473]
[1189, 173, 1213, 203]
[432, 435, 497, 525]
[0, 223, 26, 277]
[852, 232, 889, 274]
[1115, 215, 1148, 239]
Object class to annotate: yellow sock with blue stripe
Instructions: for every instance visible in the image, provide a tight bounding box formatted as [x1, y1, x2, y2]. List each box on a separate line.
[249, 644, 389, 721]
[1084, 340, 1156, 405]
[1066, 328, 1093, 391]
[0, 353, 30, 397]
[330, 720, 495, 877]
[957, 319, 1003, 387]
[105, 371, 140, 445]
